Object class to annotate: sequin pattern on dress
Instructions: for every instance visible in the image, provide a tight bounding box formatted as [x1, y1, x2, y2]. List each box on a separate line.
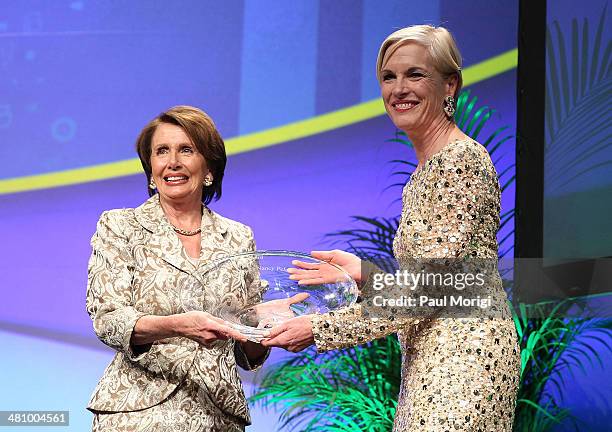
[311, 139, 520, 431]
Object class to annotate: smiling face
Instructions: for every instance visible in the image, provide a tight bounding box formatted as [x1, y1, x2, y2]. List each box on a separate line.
[380, 42, 457, 135]
[150, 122, 210, 204]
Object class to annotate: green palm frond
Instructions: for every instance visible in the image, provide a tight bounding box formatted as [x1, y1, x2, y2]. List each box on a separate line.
[250, 337, 401, 431]
[385, 129, 413, 148]
[511, 9, 612, 428]
[544, 6, 612, 195]
[512, 297, 612, 431]
[324, 216, 399, 273]
[498, 208, 516, 259]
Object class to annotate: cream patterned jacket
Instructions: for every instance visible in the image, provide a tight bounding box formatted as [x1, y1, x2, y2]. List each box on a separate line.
[86, 195, 267, 424]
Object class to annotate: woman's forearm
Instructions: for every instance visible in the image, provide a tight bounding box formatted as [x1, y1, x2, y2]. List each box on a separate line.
[130, 314, 181, 346]
[131, 311, 248, 348]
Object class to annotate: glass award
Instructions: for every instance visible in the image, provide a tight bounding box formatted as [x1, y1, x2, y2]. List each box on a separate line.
[180, 250, 358, 341]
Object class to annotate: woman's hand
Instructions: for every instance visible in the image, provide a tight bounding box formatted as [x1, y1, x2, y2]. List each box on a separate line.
[288, 250, 362, 285]
[260, 315, 315, 352]
[252, 292, 310, 329]
[177, 311, 247, 345]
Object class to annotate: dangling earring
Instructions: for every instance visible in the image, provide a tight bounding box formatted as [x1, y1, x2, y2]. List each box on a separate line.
[149, 178, 156, 190]
[203, 176, 213, 187]
[443, 95, 456, 118]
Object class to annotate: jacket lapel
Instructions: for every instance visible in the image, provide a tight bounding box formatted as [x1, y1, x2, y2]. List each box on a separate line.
[134, 195, 197, 277]
[134, 195, 231, 281]
[199, 207, 230, 264]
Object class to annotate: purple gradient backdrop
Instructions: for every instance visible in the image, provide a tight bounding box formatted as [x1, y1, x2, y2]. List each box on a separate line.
[0, 72, 517, 342]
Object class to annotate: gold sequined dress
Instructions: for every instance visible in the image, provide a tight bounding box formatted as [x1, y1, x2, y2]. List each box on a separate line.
[311, 139, 520, 431]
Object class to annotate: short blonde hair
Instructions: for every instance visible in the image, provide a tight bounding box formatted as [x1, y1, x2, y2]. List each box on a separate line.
[376, 25, 463, 98]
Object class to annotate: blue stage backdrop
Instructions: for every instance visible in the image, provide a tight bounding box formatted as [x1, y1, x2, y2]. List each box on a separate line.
[1, 1, 606, 431]
[543, 0, 612, 258]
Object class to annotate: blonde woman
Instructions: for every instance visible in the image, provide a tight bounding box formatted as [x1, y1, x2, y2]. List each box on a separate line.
[263, 25, 520, 431]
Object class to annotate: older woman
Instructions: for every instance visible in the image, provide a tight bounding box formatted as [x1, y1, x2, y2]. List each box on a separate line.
[86, 106, 268, 431]
[262, 25, 521, 431]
